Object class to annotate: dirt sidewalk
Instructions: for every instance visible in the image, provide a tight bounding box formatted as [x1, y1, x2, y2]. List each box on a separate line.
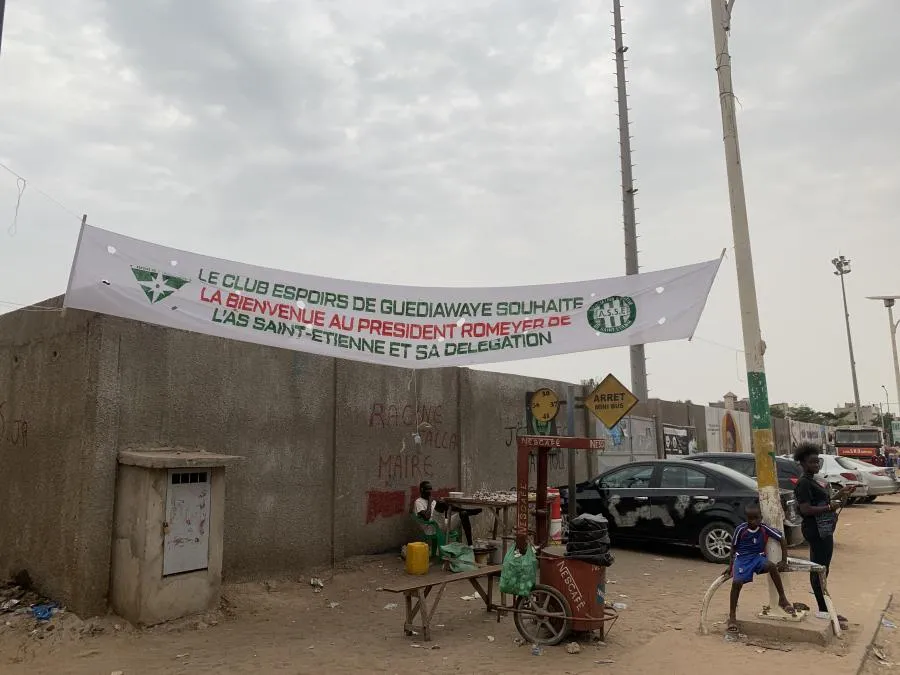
[1, 499, 897, 674]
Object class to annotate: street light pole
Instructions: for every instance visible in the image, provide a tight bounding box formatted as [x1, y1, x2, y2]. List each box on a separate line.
[891, 304, 900, 411]
[833, 256, 862, 424]
[868, 297, 900, 415]
[708, 0, 785, 612]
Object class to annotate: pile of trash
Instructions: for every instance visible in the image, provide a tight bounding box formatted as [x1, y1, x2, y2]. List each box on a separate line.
[564, 514, 614, 567]
[1, 572, 60, 624]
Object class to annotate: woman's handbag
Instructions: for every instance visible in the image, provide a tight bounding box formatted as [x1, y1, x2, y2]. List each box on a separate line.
[814, 509, 837, 538]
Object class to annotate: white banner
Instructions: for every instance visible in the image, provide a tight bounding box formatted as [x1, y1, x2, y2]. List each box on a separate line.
[63, 225, 723, 369]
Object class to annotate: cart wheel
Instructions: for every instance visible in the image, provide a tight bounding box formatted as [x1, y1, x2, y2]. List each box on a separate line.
[513, 583, 572, 646]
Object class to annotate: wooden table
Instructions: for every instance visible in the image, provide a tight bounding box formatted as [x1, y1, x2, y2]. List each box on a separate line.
[441, 496, 520, 606]
[441, 496, 516, 553]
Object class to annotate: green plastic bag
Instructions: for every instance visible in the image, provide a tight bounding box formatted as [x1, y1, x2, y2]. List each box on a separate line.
[499, 546, 537, 596]
[439, 542, 477, 573]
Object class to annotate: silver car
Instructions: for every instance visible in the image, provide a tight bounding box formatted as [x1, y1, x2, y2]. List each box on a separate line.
[817, 455, 867, 500]
[837, 457, 899, 503]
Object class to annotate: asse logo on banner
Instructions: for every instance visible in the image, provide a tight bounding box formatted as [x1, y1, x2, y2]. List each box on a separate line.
[587, 295, 636, 334]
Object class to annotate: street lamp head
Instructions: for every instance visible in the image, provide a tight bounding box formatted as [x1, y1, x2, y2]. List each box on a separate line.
[831, 255, 851, 275]
[867, 295, 899, 308]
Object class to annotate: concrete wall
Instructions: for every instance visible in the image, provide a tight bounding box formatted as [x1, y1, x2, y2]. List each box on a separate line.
[101, 316, 337, 580]
[0, 296, 120, 616]
[0, 299, 807, 616]
[333, 362, 459, 558]
[773, 417, 792, 455]
[459, 369, 589, 494]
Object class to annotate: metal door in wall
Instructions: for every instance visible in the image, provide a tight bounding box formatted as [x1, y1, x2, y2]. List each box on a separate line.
[163, 470, 211, 576]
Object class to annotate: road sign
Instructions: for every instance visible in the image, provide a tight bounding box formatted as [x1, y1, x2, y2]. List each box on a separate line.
[892, 420, 900, 445]
[529, 388, 560, 423]
[585, 373, 639, 429]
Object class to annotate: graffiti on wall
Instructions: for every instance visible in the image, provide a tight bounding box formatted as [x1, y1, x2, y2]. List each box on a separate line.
[369, 402, 458, 451]
[377, 453, 433, 483]
[529, 451, 567, 473]
[365, 485, 452, 524]
[503, 410, 528, 447]
[0, 401, 28, 449]
[369, 400, 458, 493]
[366, 399, 456, 524]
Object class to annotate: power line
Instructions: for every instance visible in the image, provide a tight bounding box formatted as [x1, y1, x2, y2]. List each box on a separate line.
[0, 160, 84, 227]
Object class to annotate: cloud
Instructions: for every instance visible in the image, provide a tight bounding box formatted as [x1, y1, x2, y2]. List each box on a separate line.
[0, 0, 898, 412]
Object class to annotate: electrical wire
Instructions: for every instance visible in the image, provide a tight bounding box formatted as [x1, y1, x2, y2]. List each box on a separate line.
[0, 160, 83, 233]
[8, 176, 25, 236]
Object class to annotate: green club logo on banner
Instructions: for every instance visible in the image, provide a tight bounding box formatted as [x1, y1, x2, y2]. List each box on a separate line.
[587, 295, 637, 334]
[131, 266, 191, 304]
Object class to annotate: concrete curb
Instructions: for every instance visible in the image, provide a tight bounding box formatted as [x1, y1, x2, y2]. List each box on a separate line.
[854, 590, 893, 675]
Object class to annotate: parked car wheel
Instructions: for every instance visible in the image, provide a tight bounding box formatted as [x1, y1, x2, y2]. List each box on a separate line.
[863, 496, 877, 504]
[699, 521, 734, 564]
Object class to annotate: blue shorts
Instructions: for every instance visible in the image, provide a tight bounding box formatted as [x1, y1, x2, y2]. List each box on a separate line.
[732, 553, 770, 584]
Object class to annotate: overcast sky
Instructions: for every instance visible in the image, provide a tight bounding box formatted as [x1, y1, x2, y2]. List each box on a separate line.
[1, 0, 898, 414]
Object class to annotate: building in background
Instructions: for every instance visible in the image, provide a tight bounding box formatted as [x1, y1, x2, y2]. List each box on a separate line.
[834, 402, 879, 425]
[708, 392, 750, 413]
[770, 402, 791, 416]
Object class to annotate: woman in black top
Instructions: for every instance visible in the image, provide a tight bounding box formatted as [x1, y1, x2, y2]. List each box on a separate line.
[793, 443, 852, 627]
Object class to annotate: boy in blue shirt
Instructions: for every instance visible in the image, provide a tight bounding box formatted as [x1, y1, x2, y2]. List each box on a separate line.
[727, 503, 795, 633]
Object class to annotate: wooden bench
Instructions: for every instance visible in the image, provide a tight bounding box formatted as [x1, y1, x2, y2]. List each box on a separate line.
[382, 565, 503, 641]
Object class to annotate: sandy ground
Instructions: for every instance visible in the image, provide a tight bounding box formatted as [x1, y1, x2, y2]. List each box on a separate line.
[2, 499, 898, 675]
[861, 593, 899, 673]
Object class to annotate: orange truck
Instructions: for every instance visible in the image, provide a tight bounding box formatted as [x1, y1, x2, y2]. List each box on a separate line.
[835, 426, 885, 464]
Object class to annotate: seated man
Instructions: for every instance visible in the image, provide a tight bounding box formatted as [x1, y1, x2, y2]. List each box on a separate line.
[414, 481, 480, 546]
[726, 503, 795, 634]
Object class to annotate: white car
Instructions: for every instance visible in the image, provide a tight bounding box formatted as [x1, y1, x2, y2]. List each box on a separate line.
[817, 455, 868, 500]
[837, 457, 899, 502]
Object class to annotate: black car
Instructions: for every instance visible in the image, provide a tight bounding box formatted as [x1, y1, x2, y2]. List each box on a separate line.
[683, 452, 803, 491]
[558, 459, 802, 564]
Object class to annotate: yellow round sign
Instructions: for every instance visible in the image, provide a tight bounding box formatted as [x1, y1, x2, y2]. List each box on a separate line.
[530, 388, 560, 423]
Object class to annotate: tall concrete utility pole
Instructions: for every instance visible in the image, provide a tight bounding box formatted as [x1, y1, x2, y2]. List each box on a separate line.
[868, 296, 900, 417]
[832, 256, 862, 423]
[709, 0, 786, 613]
[612, 0, 648, 401]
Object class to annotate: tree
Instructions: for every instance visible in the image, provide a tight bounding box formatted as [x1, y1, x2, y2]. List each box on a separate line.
[780, 405, 845, 426]
[819, 412, 843, 426]
[787, 405, 823, 423]
[882, 412, 897, 443]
